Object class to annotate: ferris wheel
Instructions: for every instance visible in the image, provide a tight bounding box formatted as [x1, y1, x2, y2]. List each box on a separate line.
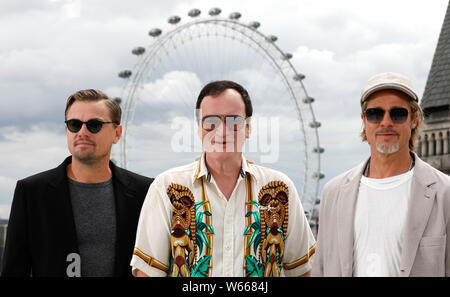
[113, 8, 325, 221]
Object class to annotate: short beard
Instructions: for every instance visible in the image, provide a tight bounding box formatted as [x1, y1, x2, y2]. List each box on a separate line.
[375, 142, 400, 154]
[73, 149, 108, 166]
[73, 152, 96, 164]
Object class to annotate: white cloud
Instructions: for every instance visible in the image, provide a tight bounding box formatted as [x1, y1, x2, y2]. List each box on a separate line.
[0, 125, 67, 218]
[140, 71, 203, 105]
[0, 126, 67, 173]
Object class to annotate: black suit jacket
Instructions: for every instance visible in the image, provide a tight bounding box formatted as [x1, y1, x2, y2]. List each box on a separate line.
[1, 156, 153, 277]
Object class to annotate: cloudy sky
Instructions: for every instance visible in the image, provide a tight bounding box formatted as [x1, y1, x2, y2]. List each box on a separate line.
[0, 0, 448, 219]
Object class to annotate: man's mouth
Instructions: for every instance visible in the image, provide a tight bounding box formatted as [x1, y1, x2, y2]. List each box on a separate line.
[212, 139, 230, 146]
[375, 130, 399, 137]
[377, 133, 397, 136]
[75, 140, 95, 146]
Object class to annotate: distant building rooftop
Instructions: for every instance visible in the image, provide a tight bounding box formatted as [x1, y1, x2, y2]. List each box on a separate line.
[421, 1, 450, 118]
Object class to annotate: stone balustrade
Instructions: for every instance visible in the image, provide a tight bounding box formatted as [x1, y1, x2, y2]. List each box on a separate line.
[417, 129, 450, 157]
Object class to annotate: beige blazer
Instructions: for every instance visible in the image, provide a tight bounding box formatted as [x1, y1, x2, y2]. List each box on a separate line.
[311, 153, 450, 277]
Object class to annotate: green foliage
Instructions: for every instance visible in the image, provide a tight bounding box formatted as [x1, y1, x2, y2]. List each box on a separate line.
[245, 255, 264, 277]
[191, 256, 211, 277]
[244, 200, 262, 255]
[194, 201, 215, 256]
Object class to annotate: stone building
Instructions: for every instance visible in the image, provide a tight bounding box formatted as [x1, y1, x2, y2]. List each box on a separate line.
[0, 220, 8, 271]
[417, 1, 450, 175]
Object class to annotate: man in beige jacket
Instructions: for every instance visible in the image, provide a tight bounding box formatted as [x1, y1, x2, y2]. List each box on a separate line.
[312, 72, 450, 277]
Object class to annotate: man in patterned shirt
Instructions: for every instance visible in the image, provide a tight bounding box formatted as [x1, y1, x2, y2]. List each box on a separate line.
[131, 80, 315, 277]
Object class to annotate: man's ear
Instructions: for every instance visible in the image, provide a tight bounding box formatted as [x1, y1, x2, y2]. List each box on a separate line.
[113, 125, 122, 144]
[361, 113, 366, 131]
[245, 117, 251, 139]
[410, 112, 418, 129]
[245, 123, 251, 139]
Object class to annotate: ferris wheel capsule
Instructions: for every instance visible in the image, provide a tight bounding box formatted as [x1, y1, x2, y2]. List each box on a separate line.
[309, 121, 321, 128]
[188, 8, 201, 17]
[118, 70, 132, 78]
[313, 172, 325, 180]
[132, 47, 145, 55]
[114, 97, 122, 104]
[149, 28, 162, 37]
[303, 96, 315, 104]
[293, 73, 305, 81]
[313, 146, 325, 154]
[168, 15, 181, 25]
[248, 21, 260, 29]
[266, 35, 278, 42]
[208, 8, 221, 16]
[282, 53, 293, 60]
[229, 12, 241, 20]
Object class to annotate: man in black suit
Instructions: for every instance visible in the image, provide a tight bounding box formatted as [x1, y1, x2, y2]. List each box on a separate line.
[1, 89, 152, 277]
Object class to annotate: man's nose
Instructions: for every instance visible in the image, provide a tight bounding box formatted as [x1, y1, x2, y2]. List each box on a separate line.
[215, 120, 229, 136]
[77, 122, 91, 135]
[379, 111, 394, 127]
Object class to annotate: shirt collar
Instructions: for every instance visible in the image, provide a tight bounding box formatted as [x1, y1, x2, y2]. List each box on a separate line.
[192, 152, 256, 183]
[241, 154, 256, 178]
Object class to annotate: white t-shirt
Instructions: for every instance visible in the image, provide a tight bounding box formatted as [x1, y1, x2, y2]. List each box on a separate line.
[353, 169, 414, 277]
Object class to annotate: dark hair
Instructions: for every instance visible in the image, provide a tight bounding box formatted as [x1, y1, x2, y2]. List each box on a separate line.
[65, 89, 121, 125]
[195, 80, 253, 120]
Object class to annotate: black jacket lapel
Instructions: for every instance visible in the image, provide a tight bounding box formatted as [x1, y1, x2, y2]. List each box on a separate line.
[110, 161, 138, 277]
[45, 157, 79, 273]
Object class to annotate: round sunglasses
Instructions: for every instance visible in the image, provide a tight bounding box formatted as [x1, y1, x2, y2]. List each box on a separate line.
[65, 119, 116, 134]
[364, 107, 409, 124]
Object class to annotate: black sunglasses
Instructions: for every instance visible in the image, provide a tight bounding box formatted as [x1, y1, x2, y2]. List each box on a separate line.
[65, 119, 116, 134]
[201, 115, 247, 132]
[364, 107, 409, 124]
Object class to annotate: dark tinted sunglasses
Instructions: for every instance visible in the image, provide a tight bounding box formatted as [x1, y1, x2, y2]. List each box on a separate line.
[201, 115, 247, 132]
[65, 119, 116, 134]
[364, 107, 409, 124]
